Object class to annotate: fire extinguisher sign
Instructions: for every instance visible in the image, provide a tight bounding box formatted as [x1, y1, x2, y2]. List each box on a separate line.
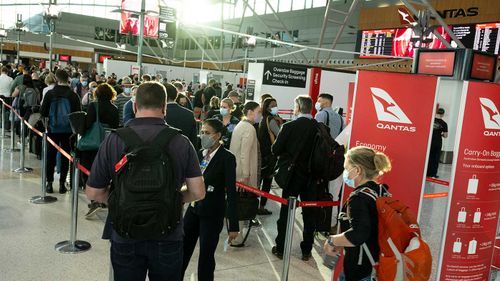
[437, 81, 500, 281]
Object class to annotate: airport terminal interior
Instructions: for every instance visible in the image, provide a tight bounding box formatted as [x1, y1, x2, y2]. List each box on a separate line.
[0, 0, 499, 281]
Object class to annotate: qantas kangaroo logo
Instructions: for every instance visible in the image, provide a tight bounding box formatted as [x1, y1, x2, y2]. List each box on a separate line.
[371, 87, 412, 124]
[479, 98, 500, 130]
[397, 7, 416, 25]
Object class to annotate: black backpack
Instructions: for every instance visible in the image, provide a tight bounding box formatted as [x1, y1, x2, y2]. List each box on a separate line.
[109, 127, 182, 239]
[308, 119, 345, 182]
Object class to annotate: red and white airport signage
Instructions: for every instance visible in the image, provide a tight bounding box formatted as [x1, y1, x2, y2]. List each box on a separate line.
[437, 81, 500, 281]
[347, 71, 438, 214]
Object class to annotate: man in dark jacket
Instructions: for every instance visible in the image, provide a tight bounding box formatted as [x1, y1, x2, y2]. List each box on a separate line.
[40, 69, 81, 193]
[32, 72, 47, 98]
[164, 83, 198, 148]
[271, 95, 317, 261]
[193, 83, 205, 118]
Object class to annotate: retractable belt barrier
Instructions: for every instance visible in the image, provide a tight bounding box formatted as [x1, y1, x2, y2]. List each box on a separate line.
[235, 182, 340, 207]
[0, 98, 92, 177]
[424, 177, 450, 199]
[425, 177, 450, 186]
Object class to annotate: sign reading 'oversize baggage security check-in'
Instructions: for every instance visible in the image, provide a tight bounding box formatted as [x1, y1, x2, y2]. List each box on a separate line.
[262, 62, 307, 88]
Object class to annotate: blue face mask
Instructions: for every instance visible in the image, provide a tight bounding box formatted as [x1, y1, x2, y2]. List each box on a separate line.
[123, 87, 132, 95]
[220, 108, 229, 116]
[81, 81, 88, 87]
[315, 102, 322, 111]
[270, 107, 279, 116]
[342, 168, 357, 187]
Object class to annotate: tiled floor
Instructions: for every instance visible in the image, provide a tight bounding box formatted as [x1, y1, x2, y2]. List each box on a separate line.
[1, 134, 491, 281]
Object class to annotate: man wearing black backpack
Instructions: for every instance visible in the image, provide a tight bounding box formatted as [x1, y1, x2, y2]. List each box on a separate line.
[41, 69, 81, 194]
[272, 95, 318, 261]
[315, 93, 345, 230]
[85, 82, 205, 281]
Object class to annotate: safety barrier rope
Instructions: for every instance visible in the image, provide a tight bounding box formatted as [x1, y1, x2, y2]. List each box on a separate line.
[0, 98, 91, 176]
[423, 177, 450, 199]
[0, 98, 451, 203]
[425, 177, 450, 186]
[423, 192, 449, 199]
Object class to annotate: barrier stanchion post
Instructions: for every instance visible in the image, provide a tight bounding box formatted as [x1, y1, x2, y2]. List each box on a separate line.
[281, 196, 298, 281]
[30, 118, 57, 204]
[5, 110, 19, 152]
[14, 119, 33, 173]
[55, 155, 91, 253]
[0, 100, 4, 138]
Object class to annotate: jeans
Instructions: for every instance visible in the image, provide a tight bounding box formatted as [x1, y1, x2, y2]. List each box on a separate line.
[111, 240, 183, 281]
[46, 133, 71, 184]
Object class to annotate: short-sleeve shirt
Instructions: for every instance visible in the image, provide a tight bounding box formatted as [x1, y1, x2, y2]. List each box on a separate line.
[87, 117, 202, 242]
[431, 118, 448, 147]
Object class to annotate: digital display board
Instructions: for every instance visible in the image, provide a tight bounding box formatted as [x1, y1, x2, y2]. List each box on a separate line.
[359, 29, 395, 58]
[473, 23, 500, 55]
[393, 26, 450, 57]
[98, 55, 113, 63]
[469, 52, 497, 81]
[416, 51, 456, 76]
[359, 23, 500, 58]
[59, 55, 71, 62]
[359, 27, 449, 58]
[120, 0, 159, 38]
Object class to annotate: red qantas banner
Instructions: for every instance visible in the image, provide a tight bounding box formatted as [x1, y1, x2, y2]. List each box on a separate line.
[346, 82, 355, 125]
[347, 71, 438, 213]
[309, 67, 322, 116]
[438, 81, 500, 281]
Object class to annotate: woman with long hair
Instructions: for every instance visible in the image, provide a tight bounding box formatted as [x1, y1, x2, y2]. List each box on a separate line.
[257, 97, 283, 215]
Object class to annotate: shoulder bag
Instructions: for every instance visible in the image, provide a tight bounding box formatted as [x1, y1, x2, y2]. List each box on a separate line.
[77, 102, 105, 151]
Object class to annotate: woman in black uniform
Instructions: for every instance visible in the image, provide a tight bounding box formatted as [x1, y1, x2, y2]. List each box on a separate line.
[323, 146, 392, 281]
[182, 118, 239, 281]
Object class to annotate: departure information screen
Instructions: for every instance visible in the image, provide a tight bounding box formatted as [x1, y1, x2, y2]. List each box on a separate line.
[359, 29, 395, 58]
[473, 23, 500, 55]
[358, 22, 500, 58]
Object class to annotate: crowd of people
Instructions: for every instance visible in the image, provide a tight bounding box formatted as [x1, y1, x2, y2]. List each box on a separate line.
[0, 63, 417, 281]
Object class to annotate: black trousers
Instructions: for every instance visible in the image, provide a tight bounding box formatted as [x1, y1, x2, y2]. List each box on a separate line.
[275, 173, 316, 254]
[260, 176, 273, 207]
[427, 144, 441, 177]
[182, 207, 224, 281]
[46, 133, 71, 184]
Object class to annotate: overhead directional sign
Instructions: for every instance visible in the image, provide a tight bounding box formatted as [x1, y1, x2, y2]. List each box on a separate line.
[262, 61, 307, 88]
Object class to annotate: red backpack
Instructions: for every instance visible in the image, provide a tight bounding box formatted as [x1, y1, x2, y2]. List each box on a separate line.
[355, 186, 432, 281]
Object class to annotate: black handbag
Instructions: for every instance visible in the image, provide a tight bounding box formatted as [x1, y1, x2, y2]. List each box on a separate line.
[235, 191, 259, 221]
[274, 158, 292, 189]
[313, 181, 335, 234]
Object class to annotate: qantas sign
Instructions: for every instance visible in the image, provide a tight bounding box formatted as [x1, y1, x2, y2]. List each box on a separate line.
[480, 97, 500, 137]
[371, 87, 416, 132]
[397, 7, 416, 26]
